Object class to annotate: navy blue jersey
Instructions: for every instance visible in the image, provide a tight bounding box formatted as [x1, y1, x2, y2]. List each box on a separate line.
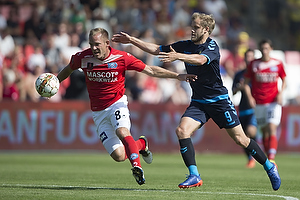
[232, 69, 253, 112]
[160, 38, 228, 102]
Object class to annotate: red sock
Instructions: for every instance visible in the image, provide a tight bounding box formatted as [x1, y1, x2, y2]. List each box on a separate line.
[263, 137, 269, 154]
[268, 135, 278, 160]
[136, 138, 146, 151]
[122, 136, 141, 167]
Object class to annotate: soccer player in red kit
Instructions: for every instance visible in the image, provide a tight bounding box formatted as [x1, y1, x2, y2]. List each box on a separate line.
[244, 39, 286, 164]
[56, 28, 197, 185]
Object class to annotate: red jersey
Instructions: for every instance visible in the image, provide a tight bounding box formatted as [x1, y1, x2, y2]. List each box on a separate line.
[69, 47, 146, 111]
[245, 58, 286, 104]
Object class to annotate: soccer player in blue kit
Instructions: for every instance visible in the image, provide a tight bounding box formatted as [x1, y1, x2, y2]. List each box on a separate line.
[112, 12, 281, 190]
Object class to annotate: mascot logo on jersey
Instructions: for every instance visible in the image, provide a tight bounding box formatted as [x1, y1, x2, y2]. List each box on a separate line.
[108, 62, 118, 69]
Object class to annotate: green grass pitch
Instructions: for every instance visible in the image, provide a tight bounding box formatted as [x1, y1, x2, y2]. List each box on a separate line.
[0, 152, 299, 200]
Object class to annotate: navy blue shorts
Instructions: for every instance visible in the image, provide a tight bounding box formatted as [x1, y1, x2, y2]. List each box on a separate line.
[239, 114, 257, 130]
[182, 99, 240, 129]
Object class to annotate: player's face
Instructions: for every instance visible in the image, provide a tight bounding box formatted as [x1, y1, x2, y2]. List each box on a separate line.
[245, 51, 254, 65]
[191, 17, 206, 44]
[260, 43, 272, 58]
[89, 33, 110, 60]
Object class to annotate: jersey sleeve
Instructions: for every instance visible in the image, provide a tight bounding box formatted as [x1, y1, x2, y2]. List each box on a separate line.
[69, 53, 81, 70]
[200, 40, 219, 64]
[124, 52, 146, 72]
[160, 44, 171, 52]
[159, 40, 186, 53]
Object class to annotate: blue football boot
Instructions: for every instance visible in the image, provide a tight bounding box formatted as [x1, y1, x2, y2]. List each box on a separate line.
[267, 163, 281, 190]
[178, 174, 203, 189]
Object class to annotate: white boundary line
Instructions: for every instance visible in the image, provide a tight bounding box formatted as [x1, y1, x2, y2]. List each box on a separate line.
[1, 184, 299, 200]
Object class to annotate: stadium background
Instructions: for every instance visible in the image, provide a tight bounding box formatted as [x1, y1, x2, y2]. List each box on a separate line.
[1, 0, 300, 153]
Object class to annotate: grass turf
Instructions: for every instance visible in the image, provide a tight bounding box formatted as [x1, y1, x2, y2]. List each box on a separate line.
[0, 153, 299, 200]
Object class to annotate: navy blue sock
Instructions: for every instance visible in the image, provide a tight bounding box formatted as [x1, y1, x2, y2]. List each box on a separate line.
[179, 138, 199, 176]
[245, 139, 267, 165]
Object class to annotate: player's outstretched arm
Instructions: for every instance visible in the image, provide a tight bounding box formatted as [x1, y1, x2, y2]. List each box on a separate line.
[112, 32, 161, 55]
[142, 65, 197, 82]
[57, 65, 73, 83]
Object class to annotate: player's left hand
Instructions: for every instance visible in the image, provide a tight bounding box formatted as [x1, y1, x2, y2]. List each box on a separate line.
[158, 46, 178, 63]
[177, 74, 197, 82]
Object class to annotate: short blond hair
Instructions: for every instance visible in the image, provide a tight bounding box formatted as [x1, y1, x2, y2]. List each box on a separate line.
[89, 28, 109, 40]
[191, 13, 215, 34]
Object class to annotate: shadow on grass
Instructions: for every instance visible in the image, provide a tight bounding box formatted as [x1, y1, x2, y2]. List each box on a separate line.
[1, 184, 160, 191]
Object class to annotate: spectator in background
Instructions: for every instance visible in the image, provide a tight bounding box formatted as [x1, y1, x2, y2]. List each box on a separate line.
[20, 44, 46, 102]
[203, 0, 228, 34]
[171, 1, 191, 41]
[0, 53, 3, 101]
[138, 72, 162, 104]
[69, 2, 86, 26]
[0, 28, 15, 59]
[2, 69, 19, 101]
[132, 0, 156, 35]
[27, 45, 46, 73]
[287, 0, 300, 50]
[6, 5, 21, 38]
[61, 33, 87, 100]
[125, 70, 142, 101]
[60, 33, 82, 66]
[63, 68, 88, 100]
[244, 39, 287, 164]
[74, 22, 88, 49]
[41, 0, 64, 25]
[80, 0, 112, 37]
[222, 32, 255, 78]
[43, 33, 62, 74]
[53, 22, 70, 51]
[0, 13, 6, 31]
[264, 0, 285, 32]
[226, 12, 245, 52]
[23, 3, 46, 41]
[236, 32, 256, 63]
[154, 9, 173, 43]
[2, 44, 26, 99]
[157, 62, 190, 105]
[232, 49, 257, 168]
[110, 0, 135, 33]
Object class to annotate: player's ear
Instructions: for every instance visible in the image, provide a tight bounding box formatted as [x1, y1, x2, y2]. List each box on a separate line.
[205, 26, 209, 34]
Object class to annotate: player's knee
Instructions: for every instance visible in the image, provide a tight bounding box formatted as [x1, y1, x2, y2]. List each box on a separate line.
[116, 127, 131, 139]
[176, 126, 188, 139]
[110, 147, 126, 162]
[233, 135, 249, 148]
[111, 153, 126, 162]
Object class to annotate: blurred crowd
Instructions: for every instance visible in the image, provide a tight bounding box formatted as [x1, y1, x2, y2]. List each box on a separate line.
[0, 0, 299, 104]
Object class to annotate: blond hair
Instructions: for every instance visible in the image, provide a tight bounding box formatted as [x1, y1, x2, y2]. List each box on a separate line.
[191, 13, 215, 34]
[89, 28, 109, 40]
